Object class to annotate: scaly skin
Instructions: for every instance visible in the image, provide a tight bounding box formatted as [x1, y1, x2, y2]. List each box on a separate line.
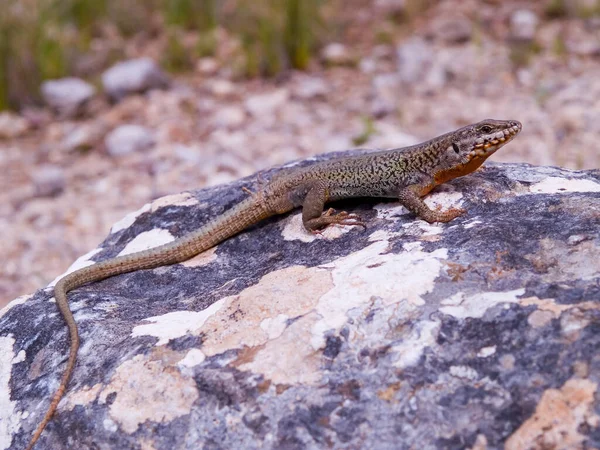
[27, 118, 521, 449]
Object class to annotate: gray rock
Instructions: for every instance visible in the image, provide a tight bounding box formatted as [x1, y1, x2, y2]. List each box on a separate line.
[321, 42, 354, 66]
[40, 77, 96, 118]
[4, 157, 600, 449]
[102, 58, 169, 101]
[62, 122, 107, 152]
[104, 124, 155, 156]
[206, 79, 237, 98]
[429, 15, 473, 44]
[510, 9, 539, 42]
[0, 112, 29, 139]
[32, 164, 65, 197]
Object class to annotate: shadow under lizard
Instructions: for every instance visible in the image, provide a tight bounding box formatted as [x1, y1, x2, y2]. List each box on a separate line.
[26, 118, 522, 449]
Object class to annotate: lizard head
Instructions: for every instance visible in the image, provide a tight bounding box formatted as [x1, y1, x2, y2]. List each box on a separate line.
[432, 119, 522, 185]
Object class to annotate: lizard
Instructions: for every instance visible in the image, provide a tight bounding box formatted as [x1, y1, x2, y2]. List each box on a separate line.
[26, 118, 521, 449]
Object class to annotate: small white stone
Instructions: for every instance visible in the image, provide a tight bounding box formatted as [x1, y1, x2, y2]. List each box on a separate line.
[510, 9, 539, 41]
[32, 164, 66, 197]
[0, 112, 29, 139]
[321, 43, 354, 65]
[105, 124, 155, 157]
[41, 77, 96, 117]
[207, 79, 236, 98]
[196, 57, 219, 75]
[102, 58, 169, 101]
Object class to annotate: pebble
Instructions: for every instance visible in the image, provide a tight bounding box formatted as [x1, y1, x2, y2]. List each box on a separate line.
[41, 77, 96, 118]
[104, 124, 155, 156]
[510, 9, 539, 42]
[62, 122, 107, 152]
[429, 15, 473, 44]
[196, 57, 220, 75]
[207, 79, 237, 98]
[0, 112, 29, 139]
[102, 58, 169, 101]
[321, 43, 354, 66]
[32, 164, 66, 197]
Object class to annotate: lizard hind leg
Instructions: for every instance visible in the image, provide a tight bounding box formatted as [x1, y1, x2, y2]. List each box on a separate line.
[301, 184, 366, 233]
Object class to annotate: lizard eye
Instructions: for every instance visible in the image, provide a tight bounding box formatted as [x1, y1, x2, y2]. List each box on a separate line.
[480, 125, 493, 133]
[452, 143, 460, 154]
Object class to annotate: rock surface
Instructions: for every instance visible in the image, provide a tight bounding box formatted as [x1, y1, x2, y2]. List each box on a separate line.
[2, 158, 600, 449]
[102, 58, 169, 101]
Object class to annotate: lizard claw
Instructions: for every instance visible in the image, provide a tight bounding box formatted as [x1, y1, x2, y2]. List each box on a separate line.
[326, 211, 367, 230]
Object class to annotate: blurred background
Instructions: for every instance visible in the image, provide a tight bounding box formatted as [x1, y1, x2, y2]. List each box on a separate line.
[1, 0, 600, 307]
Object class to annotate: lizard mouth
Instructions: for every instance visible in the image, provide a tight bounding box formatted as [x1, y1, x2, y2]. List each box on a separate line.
[470, 122, 522, 157]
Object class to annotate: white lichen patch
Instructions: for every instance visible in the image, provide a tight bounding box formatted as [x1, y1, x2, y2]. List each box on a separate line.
[374, 191, 463, 224]
[48, 247, 103, 287]
[367, 229, 403, 242]
[477, 346, 497, 357]
[149, 192, 199, 210]
[260, 314, 289, 340]
[439, 289, 525, 319]
[449, 365, 479, 380]
[526, 239, 600, 282]
[99, 353, 199, 434]
[177, 349, 206, 369]
[312, 240, 448, 350]
[236, 312, 322, 385]
[281, 213, 354, 243]
[505, 379, 599, 450]
[200, 265, 332, 357]
[110, 203, 152, 234]
[391, 320, 440, 369]
[520, 297, 599, 318]
[131, 300, 225, 345]
[0, 336, 24, 450]
[402, 220, 444, 238]
[373, 202, 409, 221]
[423, 191, 464, 211]
[527, 176, 600, 194]
[463, 219, 482, 229]
[62, 383, 103, 411]
[118, 229, 175, 257]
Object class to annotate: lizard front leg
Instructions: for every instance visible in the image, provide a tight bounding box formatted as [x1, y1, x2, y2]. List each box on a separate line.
[301, 182, 366, 232]
[398, 186, 465, 223]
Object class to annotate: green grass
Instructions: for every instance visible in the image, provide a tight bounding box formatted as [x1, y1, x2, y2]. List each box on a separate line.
[352, 116, 376, 146]
[0, 0, 328, 110]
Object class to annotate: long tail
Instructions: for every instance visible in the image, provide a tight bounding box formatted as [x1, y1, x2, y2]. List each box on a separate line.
[27, 195, 273, 449]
